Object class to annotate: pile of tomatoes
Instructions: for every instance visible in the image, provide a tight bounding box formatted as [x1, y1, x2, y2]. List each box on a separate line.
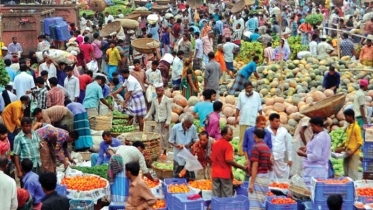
[269, 182, 289, 189]
[142, 177, 160, 188]
[267, 191, 275, 196]
[60, 176, 107, 191]
[357, 187, 373, 196]
[188, 180, 212, 190]
[168, 183, 190, 193]
[270, 197, 296, 204]
[316, 178, 351, 184]
[152, 200, 166, 209]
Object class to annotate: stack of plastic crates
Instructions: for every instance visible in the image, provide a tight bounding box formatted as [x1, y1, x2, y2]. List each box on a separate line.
[266, 196, 297, 210]
[211, 195, 249, 210]
[235, 181, 249, 197]
[173, 193, 204, 210]
[69, 200, 94, 210]
[163, 178, 188, 209]
[364, 125, 373, 179]
[310, 177, 354, 209]
[55, 184, 66, 196]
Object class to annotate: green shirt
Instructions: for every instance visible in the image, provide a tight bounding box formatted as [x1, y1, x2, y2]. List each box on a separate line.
[13, 130, 41, 168]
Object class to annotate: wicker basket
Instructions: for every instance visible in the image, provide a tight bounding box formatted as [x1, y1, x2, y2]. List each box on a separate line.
[288, 185, 311, 200]
[156, 0, 169, 5]
[115, 19, 140, 29]
[152, 5, 170, 13]
[300, 93, 346, 119]
[231, 0, 246, 14]
[132, 10, 152, 16]
[135, 0, 147, 6]
[131, 38, 160, 53]
[152, 162, 173, 179]
[125, 132, 162, 165]
[89, 0, 106, 12]
[226, 2, 234, 9]
[100, 21, 122, 37]
[124, 13, 141, 20]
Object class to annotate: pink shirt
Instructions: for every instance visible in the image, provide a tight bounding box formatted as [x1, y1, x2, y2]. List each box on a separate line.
[201, 36, 213, 55]
[91, 40, 102, 59]
[205, 112, 221, 140]
[222, 28, 231, 39]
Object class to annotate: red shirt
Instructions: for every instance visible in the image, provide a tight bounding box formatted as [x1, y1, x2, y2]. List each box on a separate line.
[79, 43, 94, 62]
[46, 87, 65, 108]
[173, 23, 181, 40]
[211, 138, 234, 179]
[79, 74, 93, 91]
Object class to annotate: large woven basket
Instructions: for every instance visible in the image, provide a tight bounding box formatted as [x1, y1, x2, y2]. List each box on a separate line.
[152, 162, 174, 179]
[226, 2, 234, 9]
[231, 0, 246, 14]
[152, 5, 170, 13]
[124, 13, 141, 20]
[135, 0, 147, 6]
[132, 10, 152, 16]
[100, 21, 122, 37]
[89, 0, 106, 12]
[131, 38, 160, 53]
[300, 93, 346, 119]
[125, 132, 162, 165]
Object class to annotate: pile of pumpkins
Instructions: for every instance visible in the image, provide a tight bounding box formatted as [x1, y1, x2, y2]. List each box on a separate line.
[165, 55, 373, 134]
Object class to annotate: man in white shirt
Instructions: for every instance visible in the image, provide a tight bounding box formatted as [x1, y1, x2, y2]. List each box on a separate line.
[0, 82, 17, 112]
[117, 9, 124, 19]
[354, 79, 369, 129]
[104, 12, 115, 25]
[39, 56, 57, 79]
[235, 81, 262, 156]
[223, 37, 239, 72]
[171, 51, 184, 91]
[0, 156, 18, 210]
[317, 35, 335, 57]
[267, 113, 292, 180]
[64, 66, 80, 102]
[80, 13, 87, 31]
[271, 4, 281, 17]
[193, 32, 203, 70]
[14, 63, 35, 99]
[111, 69, 147, 132]
[309, 34, 319, 56]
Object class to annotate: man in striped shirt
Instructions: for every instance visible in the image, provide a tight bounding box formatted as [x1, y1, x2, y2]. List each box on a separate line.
[46, 77, 65, 108]
[264, 42, 275, 63]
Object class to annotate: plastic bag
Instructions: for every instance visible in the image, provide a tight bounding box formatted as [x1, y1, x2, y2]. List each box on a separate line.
[30, 98, 38, 113]
[146, 85, 156, 102]
[87, 60, 98, 73]
[177, 147, 203, 171]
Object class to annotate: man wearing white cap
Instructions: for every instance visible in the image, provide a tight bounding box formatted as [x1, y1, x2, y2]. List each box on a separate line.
[354, 79, 369, 129]
[0, 82, 17, 112]
[317, 35, 334, 57]
[1, 47, 11, 61]
[144, 83, 172, 159]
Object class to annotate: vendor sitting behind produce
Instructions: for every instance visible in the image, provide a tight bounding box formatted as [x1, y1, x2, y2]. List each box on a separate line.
[90, 131, 122, 167]
[297, 117, 331, 188]
[191, 131, 214, 180]
[322, 66, 340, 94]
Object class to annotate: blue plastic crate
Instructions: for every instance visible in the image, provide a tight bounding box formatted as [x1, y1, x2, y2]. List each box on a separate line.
[49, 24, 58, 40]
[211, 195, 249, 210]
[363, 160, 373, 172]
[311, 177, 355, 203]
[266, 201, 297, 210]
[296, 199, 311, 210]
[364, 143, 373, 160]
[44, 17, 63, 35]
[55, 22, 71, 41]
[173, 193, 204, 210]
[69, 200, 94, 210]
[55, 184, 67, 196]
[108, 202, 125, 210]
[236, 181, 249, 197]
[313, 201, 353, 210]
[162, 178, 187, 195]
[357, 195, 373, 203]
[165, 187, 190, 210]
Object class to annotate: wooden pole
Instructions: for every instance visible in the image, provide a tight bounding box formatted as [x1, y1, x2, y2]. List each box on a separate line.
[336, 23, 340, 59]
[279, 3, 284, 97]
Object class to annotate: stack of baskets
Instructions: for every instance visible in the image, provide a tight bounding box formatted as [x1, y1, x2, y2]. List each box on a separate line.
[363, 125, 373, 179]
[125, 132, 161, 165]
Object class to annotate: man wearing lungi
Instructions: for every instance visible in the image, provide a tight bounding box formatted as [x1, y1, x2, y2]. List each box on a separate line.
[228, 56, 260, 95]
[111, 69, 147, 132]
[144, 83, 172, 159]
[36, 124, 79, 172]
[65, 100, 93, 151]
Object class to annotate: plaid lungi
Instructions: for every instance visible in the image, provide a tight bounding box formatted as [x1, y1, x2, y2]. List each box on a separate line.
[228, 73, 247, 95]
[301, 33, 309, 46]
[249, 174, 269, 210]
[127, 92, 147, 117]
[73, 112, 93, 150]
[193, 58, 202, 70]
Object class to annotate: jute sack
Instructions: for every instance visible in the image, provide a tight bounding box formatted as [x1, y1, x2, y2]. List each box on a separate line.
[89, 113, 112, 131]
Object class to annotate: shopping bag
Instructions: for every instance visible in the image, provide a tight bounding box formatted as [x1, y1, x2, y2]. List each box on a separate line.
[177, 147, 203, 171]
[30, 98, 38, 114]
[146, 85, 156, 102]
[87, 60, 99, 73]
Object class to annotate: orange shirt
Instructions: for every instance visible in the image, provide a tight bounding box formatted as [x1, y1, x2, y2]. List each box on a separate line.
[359, 45, 373, 61]
[211, 138, 234, 179]
[202, 26, 212, 38]
[215, 51, 226, 72]
[299, 23, 312, 33]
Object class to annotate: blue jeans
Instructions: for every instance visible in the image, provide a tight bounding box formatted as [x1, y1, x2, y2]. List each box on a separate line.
[8, 130, 17, 150]
[90, 153, 107, 167]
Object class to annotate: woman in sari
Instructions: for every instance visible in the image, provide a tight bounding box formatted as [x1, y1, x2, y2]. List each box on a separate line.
[181, 58, 199, 100]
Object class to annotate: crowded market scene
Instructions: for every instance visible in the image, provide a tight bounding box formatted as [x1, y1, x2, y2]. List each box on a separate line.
[2, 0, 373, 209]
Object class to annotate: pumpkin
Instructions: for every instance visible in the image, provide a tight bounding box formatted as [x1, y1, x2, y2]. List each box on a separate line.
[195, 70, 202, 76]
[279, 114, 288, 124]
[172, 104, 184, 114]
[305, 96, 314, 104]
[172, 91, 181, 98]
[225, 95, 236, 105]
[165, 89, 172, 98]
[273, 103, 285, 112]
[178, 113, 185, 122]
[173, 95, 188, 107]
[288, 119, 297, 127]
[286, 105, 298, 115]
[324, 89, 334, 97]
[220, 118, 227, 125]
[223, 107, 235, 117]
[188, 96, 200, 106]
[312, 91, 326, 102]
[183, 106, 189, 113]
[227, 117, 236, 125]
[265, 98, 275, 106]
[336, 110, 345, 121]
[171, 112, 179, 123]
[274, 97, 285, 103]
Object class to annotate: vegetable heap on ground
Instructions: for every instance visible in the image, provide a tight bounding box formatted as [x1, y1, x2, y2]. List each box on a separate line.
[60, 175, 106, 191]
[110, 125, 135, 133]
[71, 165, 108, 180]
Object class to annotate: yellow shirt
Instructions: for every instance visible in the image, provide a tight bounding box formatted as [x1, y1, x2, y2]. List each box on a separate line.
[1, 100, 23, 133]
[0, 42, 4, 56]
[345, 121, 363, 155]
[106, 47, 121, 66]
[331, 39, 338, 48]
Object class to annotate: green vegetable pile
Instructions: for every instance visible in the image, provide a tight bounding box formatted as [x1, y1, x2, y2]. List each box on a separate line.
[106, 97, 113, 106]
[112, 119, 128, 125]
[234, 156, 246, 181]
[0, 59, 10, 88]
[330, 128, 346, 151]
[305, 14, 324, 25]
[71, 165, 108, 180]
[79, 10, 95, 18]
[220, 121, 226, 130]
[193, 119, 200, 131]
[102, 6, 132, 16]
[113, 110, 129, 118]
[153, 161, 173, 170]
[110, 125, 135, 133]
